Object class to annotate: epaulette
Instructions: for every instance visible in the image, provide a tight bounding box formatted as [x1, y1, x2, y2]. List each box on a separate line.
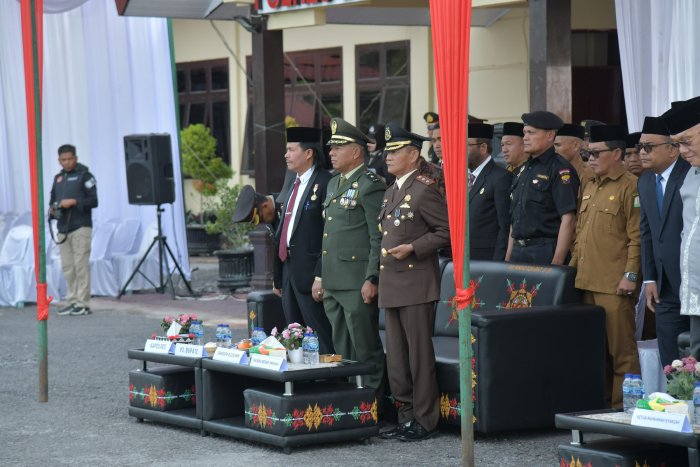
[364, 170, 380, 182]
[416, 175, 435, 186]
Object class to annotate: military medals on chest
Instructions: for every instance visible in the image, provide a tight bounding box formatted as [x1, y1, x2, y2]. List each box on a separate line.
[310, 183, 319, 201]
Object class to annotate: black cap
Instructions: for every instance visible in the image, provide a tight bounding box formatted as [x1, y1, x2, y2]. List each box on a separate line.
[327, 118, 370, 146]
[662, 97, 700, 134]
[581, 119, 605, 139]
[641, 116, 671, 136]
[501, 122, 524, 137]
[286, 127, 322, 143]
[468, 123, 494, 139]
[521, 111, 564, 130]
[557, 123, 585, 139]
[384, 122, 430, 151]
[367, 124, 386, 150]
[232, 185, 267, 224]
[624, 132, 641, 148]
[589, 124, 626, 143]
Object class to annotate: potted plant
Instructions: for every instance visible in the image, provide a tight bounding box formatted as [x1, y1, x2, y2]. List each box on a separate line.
[205, 181, 255, 291]
[271, 323, 313, 363]
[181, 123, 233, 255]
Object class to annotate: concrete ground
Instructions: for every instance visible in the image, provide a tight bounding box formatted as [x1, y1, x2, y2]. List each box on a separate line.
[0, 257, 580, 466]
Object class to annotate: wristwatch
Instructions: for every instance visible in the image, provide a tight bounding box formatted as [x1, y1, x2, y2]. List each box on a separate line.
[624, 272, 638, 282]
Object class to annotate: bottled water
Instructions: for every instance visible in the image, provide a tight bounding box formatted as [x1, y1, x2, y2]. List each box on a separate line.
[693, 382, 700, 424]
[222, 324, 232, 348]
[630, 374, 644, 411]
[622, 374, 633, 413]
[215, 324, 225, 347]
[302, 333, 311, 364]
[190, 320, 204, 346]
[251, 327, 266, 346]
[307, 333, 319, 365]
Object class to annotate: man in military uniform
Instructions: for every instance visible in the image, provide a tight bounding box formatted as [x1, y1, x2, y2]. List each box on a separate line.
[506, 111, 580, 265]
[377, 123, 450, 441]
[366, 124, 394, 185]
[570, 124, 641, 408]
[554, 123, 595, 193]
[313, 117, 387, 398]
[624, 132, 644, 177]
[231, 185, 279, 232]
[500, 122, 527, 175]
[424, 112, 440, 165]
[50, 144, 98, 316]
[468, 123, 513, 260]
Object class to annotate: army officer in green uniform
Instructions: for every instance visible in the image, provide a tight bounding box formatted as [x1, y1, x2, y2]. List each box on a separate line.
[312, 117, 387, 399]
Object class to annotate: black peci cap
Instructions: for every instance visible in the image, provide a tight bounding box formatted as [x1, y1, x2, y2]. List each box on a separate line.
[624, 132, 641, 149]
[501, 122, 524, 137]
[286, 127, 322, 143]
[641, 116, 671, 136]
[589, 124, 626, 143]
[521, 111, 564, 130]
[662, 97, 700, 135]
[384, 122, 430, 151]
[557, 123, 585, 139]
[468, 123, 494, 139]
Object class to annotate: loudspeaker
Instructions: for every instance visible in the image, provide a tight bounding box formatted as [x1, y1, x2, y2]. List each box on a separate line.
[124, 134, 175, 205]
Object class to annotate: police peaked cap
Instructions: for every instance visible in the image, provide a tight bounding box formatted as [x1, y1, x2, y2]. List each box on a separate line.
[326, 118, 371, 146]
[521, 111, 564, 130]
[232, 185, 267, 224]
[468, 123, 494, 139]
[384, 122, 430, 151]
[588, 124, 626, 143]
[557, 123, 585, 140]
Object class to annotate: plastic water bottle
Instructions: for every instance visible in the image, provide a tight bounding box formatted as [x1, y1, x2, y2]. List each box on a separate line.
[622, 374, 633, 413]
[222, 324, 232, 348]
[693, 382, 700, 424]
[307, 333, 319, 365]
[215, 324, 225, 347]
[190, 320, 204, 346]
[630, 374, 644, 411]
[251, 327, 266, 346]
[302, 333, 311, 364]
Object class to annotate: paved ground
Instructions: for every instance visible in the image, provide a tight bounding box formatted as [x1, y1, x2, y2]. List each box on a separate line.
[0, 259, 582, 466]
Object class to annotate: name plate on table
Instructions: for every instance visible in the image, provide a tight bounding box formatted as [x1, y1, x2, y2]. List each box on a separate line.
[174, 344, 205, 358]
[249, 354, 287, 371]
[212, 348, 248, 364]
[144, 339, 173, 354]
[631, 408, 692, 433]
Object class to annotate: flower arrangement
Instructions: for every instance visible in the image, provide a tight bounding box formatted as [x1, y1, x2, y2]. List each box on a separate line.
[663, 356, 700, 400]
[161, 313, 198, 334]
[271, 323, 313, 350]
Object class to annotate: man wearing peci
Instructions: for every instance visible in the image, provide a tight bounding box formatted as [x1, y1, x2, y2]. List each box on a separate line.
[467, 123, 512, 261]
[313, 117, 387, 399]
[377, 123, 450, 441]
[637, 116, 690, 366]
[273, 127, 334, 354]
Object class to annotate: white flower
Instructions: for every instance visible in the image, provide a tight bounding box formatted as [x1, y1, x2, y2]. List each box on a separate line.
[672, 360, 683, 369]
[695, 362, 700, 373]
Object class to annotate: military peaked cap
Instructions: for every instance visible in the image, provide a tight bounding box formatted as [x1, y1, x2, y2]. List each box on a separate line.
[327, 118, 370, 146]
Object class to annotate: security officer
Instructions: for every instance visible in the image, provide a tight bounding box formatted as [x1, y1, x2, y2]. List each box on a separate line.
[377, 123, 450, 442]
[424, 112, 440, 164]
[231, 185, 279, 232]
[366, 124, 394, 185]
[569, 124, 641, 408]
[313, 117, 387, 399]
[50, 144, 98, 316]
[500, 122, 527, 175]
[506, 111, 580, 265]
[554, 123, 595, 193]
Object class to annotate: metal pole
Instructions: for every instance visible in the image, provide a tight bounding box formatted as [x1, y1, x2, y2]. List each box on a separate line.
[460, 119, 473, 466]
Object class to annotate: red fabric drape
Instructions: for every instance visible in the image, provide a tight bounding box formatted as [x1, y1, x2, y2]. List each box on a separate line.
[429, 0, 472, 289]
[21, 0, 50, 321]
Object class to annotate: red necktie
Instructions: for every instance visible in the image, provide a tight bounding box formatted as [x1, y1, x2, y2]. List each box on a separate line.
[278, 177, 301, 262]
[468, 172, 476, 192]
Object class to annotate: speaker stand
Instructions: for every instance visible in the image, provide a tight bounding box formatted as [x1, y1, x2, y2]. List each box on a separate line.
[117, 205, 195, 300]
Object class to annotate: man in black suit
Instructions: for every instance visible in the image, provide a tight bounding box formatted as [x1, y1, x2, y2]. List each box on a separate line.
[273, 127, 334, 354]
[468, 123, 513, 260]
[638, 116, 690, 366]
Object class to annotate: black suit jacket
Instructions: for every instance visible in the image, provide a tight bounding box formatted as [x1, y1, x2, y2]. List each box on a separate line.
[469, 158, 513, 261]
[273, 167, 332, 292]
[638, 158, 690, 298]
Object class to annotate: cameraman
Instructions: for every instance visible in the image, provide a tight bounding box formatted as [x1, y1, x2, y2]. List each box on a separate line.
[49, 144, 98, 316]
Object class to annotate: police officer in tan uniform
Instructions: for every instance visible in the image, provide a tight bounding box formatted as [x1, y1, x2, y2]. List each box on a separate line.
[377, 124, 450, 442]
[569, 124, 641, 409]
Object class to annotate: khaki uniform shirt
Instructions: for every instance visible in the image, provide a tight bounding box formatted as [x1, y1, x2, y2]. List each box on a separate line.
[570, 155, 595, 194]
[570, 164, 640, 294]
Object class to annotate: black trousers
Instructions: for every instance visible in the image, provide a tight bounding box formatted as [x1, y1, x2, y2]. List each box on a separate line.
[281, 258, 335, 354]
[655, 284, 689, 366]
[510, 239, 557, 265]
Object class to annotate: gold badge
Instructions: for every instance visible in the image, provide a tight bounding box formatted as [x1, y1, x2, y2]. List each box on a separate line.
[385, 126, 392, 141]
[381, 248, 387, 257]
[608, 195, 615, 200]
[536, 174, 549, 180]
[404, 194, 411, 202]
[331, 119, 338, 134]
[479, 187, 485, 195]
[310, 183, 319, 201]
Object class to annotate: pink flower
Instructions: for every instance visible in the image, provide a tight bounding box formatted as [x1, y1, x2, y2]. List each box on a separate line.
[289, 322, 301, 329]
[190, 313, 198, 320]
[664, 365, 673, 375]
[164, 316, 173, 323]
[180, 314, 190, 323]
[306, 326, 314, 334]
[685, 362, 696, 372]
[271, 327, 278, 337]
[687, 356, 698, 365]
[282, 329, 291, 340]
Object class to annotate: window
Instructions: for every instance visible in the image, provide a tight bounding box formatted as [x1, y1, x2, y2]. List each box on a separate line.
[176, 59, 230, 165]
[242, 48, 343, 175]
[355, 41, 410, 134]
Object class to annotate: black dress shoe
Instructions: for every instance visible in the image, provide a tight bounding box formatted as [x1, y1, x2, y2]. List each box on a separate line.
[379, 420, 412, 440]
[396, 421, 437, 442]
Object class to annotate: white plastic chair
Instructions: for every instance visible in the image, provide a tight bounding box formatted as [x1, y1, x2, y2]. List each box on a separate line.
[89, 222, 117, 296]
[0, 225, 36, 306]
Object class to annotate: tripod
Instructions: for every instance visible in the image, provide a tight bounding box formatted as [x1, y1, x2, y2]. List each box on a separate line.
[117, 205, 194, 300]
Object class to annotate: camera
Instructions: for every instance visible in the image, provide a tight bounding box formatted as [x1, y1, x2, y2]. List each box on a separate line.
[50, 202, 64, 220]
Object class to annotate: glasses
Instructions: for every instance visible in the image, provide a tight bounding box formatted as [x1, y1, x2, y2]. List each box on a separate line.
[675, 133, 699, 149]
[635, 141, 678, 153]
[584, 149, 614, 159]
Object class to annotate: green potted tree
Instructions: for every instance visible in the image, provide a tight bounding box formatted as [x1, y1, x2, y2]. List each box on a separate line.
[205, 181, 256, 291]
[180, 123, 233, 255]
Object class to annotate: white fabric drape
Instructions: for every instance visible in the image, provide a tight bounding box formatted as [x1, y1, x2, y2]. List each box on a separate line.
[0, 0, 190, 300]
[616, 0, 700, 131]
